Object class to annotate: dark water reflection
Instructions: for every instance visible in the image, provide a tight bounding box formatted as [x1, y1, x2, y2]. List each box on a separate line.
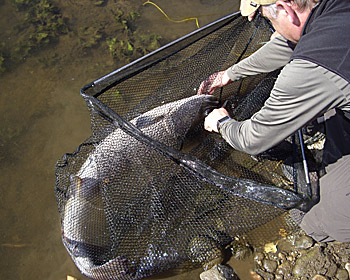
[0, 0, 241, 279]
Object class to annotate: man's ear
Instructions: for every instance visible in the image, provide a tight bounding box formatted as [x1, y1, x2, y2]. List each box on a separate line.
[276, 0, 300, 25]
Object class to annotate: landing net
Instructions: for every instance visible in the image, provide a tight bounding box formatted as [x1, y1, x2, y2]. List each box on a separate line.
[55, 13, 315, 280]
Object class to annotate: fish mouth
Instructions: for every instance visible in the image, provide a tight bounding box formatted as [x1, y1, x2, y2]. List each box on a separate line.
[62, 235, 110, 266]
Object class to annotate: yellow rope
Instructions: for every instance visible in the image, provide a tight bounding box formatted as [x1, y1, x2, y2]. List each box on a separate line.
[143, 1, 200, 29]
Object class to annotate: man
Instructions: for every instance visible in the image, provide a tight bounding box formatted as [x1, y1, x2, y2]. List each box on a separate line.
[198, 0, 350, 242]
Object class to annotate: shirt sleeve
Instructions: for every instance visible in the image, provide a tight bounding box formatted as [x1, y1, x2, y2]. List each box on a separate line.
[220, 59, 347, 155]
[227, 35, 294, 81]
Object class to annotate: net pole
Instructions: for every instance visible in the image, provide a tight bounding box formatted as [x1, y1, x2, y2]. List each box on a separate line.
[298, 129, 312, 199]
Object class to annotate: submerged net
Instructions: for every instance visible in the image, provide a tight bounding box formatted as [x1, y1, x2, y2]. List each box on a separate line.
[55, 13, 315, 280]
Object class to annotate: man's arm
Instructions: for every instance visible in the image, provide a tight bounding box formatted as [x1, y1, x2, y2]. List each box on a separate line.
[198, 35, 293, 95]
[227, 35, 294, 81]
[220, 60, 347, 155]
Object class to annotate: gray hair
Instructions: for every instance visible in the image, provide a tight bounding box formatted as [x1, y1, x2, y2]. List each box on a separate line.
[264, 0, 319, 18]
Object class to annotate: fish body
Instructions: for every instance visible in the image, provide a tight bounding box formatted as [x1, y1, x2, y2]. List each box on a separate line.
[62, 95, 218, 276]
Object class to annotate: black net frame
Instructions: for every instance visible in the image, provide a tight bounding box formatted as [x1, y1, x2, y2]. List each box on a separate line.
[55, 12, 314, 280]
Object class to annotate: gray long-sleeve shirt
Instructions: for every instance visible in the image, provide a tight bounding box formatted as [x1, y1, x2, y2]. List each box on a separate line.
[221, 36, 350, 155]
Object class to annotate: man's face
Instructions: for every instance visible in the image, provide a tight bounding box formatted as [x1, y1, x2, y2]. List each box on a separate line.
[259, 3, 302, 43]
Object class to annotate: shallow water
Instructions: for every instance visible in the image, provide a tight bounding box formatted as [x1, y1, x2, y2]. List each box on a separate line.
[0, 0, 247, 279]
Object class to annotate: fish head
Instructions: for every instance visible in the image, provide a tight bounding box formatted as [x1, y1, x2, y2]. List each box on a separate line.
[171, 95, 220, 136]
[67, 175, 100, 202]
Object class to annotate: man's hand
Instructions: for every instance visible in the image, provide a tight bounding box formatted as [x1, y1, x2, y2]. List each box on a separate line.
[204, 107, 230, 133]
[197, 70, 232, 95]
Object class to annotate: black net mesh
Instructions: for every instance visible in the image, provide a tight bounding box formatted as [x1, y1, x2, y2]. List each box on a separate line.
[55, 13, 314, 280]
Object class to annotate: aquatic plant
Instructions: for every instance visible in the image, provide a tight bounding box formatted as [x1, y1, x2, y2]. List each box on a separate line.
[91, 0, 106, 6]
[106, 8, 162, 63]
[113, 9, 140, 32]
[0, 42, 5, 73]
[11, 0, 68, 62]
[78, 26, 103, 49]
[12, 0, 38, 10]
[0, 56, 5, 73]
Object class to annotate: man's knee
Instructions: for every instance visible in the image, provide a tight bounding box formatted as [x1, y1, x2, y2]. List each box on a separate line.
[299, 199, 350, 243]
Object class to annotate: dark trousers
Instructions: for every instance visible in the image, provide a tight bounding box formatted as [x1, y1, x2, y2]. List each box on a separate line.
[301, 110, 350, 242]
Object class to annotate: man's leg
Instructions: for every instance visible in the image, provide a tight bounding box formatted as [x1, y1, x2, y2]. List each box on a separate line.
[300, 155, 350, 242]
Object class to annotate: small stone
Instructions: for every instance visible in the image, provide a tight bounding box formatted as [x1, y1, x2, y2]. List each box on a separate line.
[278, 252, 287, 261]
[295, 236, 314, 250]
[249, 270, 263, 280]
[346, 263, 350, 276]
[325, 262, 338, 278]
[231, 245, 252, 260]
[263, 259, 278, 273]
[254, 252, 265, 262]
[276, 261, 293, 275]
[336, 268, 349, 280]
[217, 264, 240, 280]
[311, 275, 328, 280]
[254, 268, 274, 280]
[264, 242, 278, 253]
[267, 252, 279, 261]
[293, 247, 322, 277]
[67, 276, 78, 280]
[277, 238, 294, 253]
[200, 264, 239, 280]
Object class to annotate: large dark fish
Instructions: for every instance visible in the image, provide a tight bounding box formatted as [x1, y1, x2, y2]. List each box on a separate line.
[62, 95, 219, 279]
[62, 94, 304, 280]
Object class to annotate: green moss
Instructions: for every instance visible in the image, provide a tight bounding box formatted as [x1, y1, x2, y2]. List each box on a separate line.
[78, 26, 103, 49]
[11, 0, 68, 62]
[107, 38, 118, 53]
[12, 0, 39, 10]
[92, 0, 105, 6]
[106, 7, 162, 63]
[136, 32, 162, 53]
[112, 9, 140, 32]
[128, 12, 140, 21]
[37, 52, 59, 67]
[0, 56, 5, 73]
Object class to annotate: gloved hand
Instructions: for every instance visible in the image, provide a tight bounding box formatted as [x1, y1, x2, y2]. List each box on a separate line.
[197, 70, 232, 95]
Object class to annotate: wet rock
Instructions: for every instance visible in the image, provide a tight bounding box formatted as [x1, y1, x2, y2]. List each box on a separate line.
[276, 261, 293, 276]
[336, 268, 349, 280]
[293, 246, 322, 277]
[264, 242, 278, 253]
[254, 252, 265, 262]
[295, 236, 314, 250]
[267, 252, 279, 262]
[249, 270, 263, 280]
[247, 230, 350, 280]
[263, 259, 278, 273]
[345, 263, 350, 276]
[277, 238, 294, 253]
[217, 264, 240, 280]
[231, 244, 252, 260]
[325, 262, 338, 278]
[277, 252, 287, 262]
[311, 275, 328, 280]
[254, 268, 274, 280]
[200, 264, 239, 280]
